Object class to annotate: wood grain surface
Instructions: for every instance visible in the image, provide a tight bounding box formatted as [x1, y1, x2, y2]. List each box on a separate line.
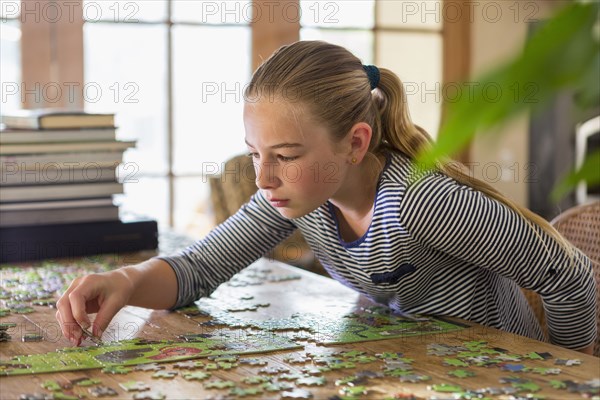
[1, 257, 598, 399]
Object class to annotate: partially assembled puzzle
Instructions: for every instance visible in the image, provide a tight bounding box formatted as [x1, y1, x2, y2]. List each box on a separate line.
[179, 299, 466, 345]
[0, 334, 301, 376]
[0, 255, 467, 377]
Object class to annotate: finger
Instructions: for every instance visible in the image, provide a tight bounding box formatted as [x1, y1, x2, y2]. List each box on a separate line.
[55, 310, 68, 340]
[92, 297, 124, 339]
[68, 284, 93, 330]
[56, 282, 81, 345]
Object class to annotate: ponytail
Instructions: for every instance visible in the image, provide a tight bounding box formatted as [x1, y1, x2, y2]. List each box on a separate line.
[373, 68, 574, 259]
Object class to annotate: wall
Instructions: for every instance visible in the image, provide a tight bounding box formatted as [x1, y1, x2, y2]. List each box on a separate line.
[468, 0, 568, 207]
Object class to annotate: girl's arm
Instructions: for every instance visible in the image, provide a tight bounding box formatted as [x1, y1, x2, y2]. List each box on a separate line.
[57, 190, 296, 345]
[157, 191, 296, 309]
[399, 172, 596, 352]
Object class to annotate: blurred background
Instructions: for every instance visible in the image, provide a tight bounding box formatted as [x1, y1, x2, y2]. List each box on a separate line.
[1, 0, 598, 238]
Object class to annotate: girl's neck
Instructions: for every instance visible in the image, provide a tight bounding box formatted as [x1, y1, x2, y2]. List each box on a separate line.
[329, 153, 386, 222]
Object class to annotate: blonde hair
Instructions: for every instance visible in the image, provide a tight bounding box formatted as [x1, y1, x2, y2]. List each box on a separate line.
[245, 40, 573, 255]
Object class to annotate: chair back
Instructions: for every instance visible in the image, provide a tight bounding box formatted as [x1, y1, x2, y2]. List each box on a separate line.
[551, 201, 600, 356]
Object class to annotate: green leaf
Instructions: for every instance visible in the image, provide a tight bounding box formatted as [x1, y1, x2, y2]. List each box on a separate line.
[551, 149, 600, 201]
[417, 2, 600, 186]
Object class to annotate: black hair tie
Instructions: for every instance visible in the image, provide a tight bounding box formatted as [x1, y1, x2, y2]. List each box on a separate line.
[362, 64, 380, 90]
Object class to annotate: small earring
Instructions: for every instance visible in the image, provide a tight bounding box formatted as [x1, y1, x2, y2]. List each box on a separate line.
[351, 157, 357, 164]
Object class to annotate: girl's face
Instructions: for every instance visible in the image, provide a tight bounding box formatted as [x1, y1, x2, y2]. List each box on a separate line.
[243, 100, 350, 219]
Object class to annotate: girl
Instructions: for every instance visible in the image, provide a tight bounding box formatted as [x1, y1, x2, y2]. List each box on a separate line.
[56, 41, 596, 354]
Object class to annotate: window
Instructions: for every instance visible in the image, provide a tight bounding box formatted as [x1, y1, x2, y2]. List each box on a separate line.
[82, 0, 250, 234]
[376, 1, 443, 139]
[300, 1, 443, 139]
[300, 0, 374, 63]
[7, 0, 451, 237]
[1, 2, 21, 111]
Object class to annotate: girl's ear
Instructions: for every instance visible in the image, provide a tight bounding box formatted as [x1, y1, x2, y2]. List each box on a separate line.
[347, 122, 373, 164]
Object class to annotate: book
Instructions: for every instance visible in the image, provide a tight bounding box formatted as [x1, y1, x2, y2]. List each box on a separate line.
[0, 140, 135, 155]
[0, 205, 119, 227]
[0, 109, 115, 130]
[1, 165, 117, 186]
[0, 127, 116, 143]
[0, 218, 159, 262]
[0, 197, 114, 211]
[0, 182, 123, 202]
[1, 151, 125, 170]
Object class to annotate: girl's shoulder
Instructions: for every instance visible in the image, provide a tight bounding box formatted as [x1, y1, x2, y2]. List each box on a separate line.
[382, 150, 440, 185]
[383, 150, 468, 196]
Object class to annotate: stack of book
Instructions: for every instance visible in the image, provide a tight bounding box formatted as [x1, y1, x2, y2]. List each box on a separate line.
[0, 109, 158, 262]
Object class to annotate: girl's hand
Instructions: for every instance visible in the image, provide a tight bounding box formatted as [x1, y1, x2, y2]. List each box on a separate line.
[55, 270, 134, 346]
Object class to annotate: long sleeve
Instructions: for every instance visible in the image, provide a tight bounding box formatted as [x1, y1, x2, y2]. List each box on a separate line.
[399, 172, 596, 349]
[158, 191, 296, 309]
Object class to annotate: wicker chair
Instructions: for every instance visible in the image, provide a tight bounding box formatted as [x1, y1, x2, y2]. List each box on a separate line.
[551, 201, 600, 356]
[208, 154, 325, 275]
[523, 201, 600, 355]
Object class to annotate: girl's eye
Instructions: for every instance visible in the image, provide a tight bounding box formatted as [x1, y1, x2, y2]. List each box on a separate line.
[247, 152, 259, 159]
[278, 155, 298, 162]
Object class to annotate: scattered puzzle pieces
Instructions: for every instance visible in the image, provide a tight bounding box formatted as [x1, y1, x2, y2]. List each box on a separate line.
[297, 376, 327, 386]
[339, 385, 368, 397]
[280, 388, 314, 399]
[259, 365, 290, 375]
[555, 358, 581, 366]
[443, 358, 468, 367]
[152, 370, 178, 379]
[448, 369, 475, 378]
[102, 365, 132, 374]
[47, 392, 80, 400]
[89, 386, 118, 397]
[204, 379, 236, 389]
[513, 381, 541, 393]
[182, 371, 211, 381]
[301, 365, 327, 375]
[279, 372, 305, 381]
[549, 380, 567, 390]
[22, 333, 43, 342]
[238, 358, 267, 366]
[119, 381, 149, 392]
[242, 376, 271, 385]
[134, 363, 165, 372]
[172, 360, 203, 369]
[501, 363, 527, 372]
[71, 377, 102, 386]
[283, 354, 311, 364]
[529, 367, 561, 375]
[132, 391, 166, 400]
[18, 394, 53, 400]
[429, 383, 463, 393]
[41, 380, 62, 392]
[398, 373, 431, 383]
[525, 351, 552, 360]
[229, 387, 263, 397]
[261, 381, 294, 392]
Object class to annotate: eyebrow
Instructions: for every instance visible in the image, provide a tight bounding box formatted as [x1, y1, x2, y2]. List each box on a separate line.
[244, 140, 304, 149]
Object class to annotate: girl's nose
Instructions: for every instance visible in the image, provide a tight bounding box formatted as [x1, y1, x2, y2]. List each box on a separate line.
[255, 161, 281, 190]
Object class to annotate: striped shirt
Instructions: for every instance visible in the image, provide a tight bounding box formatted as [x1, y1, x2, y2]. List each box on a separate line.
[159, 151, 597, 349]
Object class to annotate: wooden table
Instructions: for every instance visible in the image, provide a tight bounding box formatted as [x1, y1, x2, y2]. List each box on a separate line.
[1, 253, 598, 400]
